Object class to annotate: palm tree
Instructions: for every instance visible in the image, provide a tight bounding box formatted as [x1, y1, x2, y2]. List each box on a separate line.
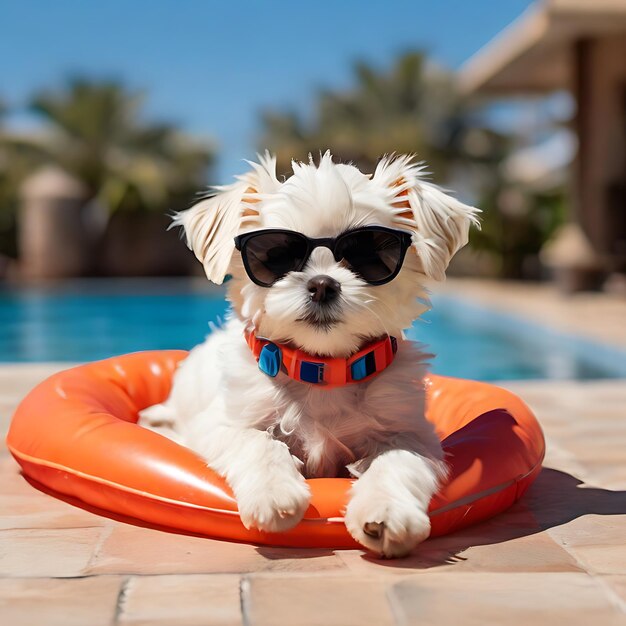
[260, 52, 572, 279]
[0, 80, 217, 276]
[29, 78, 214, 212]
[260, 52, 508, 179]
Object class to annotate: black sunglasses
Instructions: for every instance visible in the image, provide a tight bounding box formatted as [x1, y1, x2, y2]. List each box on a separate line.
[234, 226, 413, 288]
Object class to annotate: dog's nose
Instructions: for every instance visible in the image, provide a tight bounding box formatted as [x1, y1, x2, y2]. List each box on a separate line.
[307, 275, 341, 304]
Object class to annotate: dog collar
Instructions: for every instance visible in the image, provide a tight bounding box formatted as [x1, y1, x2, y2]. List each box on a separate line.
[244, 330, 398, 388]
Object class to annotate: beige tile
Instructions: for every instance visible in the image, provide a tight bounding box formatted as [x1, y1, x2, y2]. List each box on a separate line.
[0, 462, 111, 530]
[0, 363, 67, 389]
[0, 363, 66, 400]
[338, 526, 582, 575]
[1, 404, 19, 439]
[602, 575, 626, 610]
[87, 524, 346, 575]
[432, 278, 626, 349]
[0, 527, 105, 577]
[118, 574, 242, 626]
[548, 514, 626, 574]
[541, 447, 592, 481]
[0, 494, 107, 530]
[516, 466, 626, 547]
[0, 576, 122, 626]
[1, 348, 625, 624]
[253, 545, 348, 573]
[0, 364, 69, 438]
[547, 513, 626, 546]
[559, 544, 626, 576]
[0, 458, 36, 496]
[562, 412, 626, 435]
[567, 461, 626, 491]
[561, 437, 626, 465]
[242, 574, 395, 626]
[390, 572, 625, 625]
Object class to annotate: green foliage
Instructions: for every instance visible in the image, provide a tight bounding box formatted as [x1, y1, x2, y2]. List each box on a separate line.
[472, 186, 567, 278]
[29, 78, 214, 212]
[0, 80, 215, 259]
[260, 51, 566, 278]
[260, 52, 508, 178]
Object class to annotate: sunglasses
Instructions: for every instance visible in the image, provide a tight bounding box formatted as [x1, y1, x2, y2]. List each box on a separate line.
[233, 226, 413, 288]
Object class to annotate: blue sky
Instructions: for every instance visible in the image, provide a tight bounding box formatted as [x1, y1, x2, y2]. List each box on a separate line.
[1, 0, 534, 182]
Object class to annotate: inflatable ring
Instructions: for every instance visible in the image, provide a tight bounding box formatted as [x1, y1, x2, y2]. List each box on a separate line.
[6, 351, 544, 548]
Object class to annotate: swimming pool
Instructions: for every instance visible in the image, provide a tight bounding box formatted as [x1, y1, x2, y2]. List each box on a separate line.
[1, 279, 625, 380]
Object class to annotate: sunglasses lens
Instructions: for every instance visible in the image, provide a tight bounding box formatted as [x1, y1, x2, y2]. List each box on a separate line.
[336, 229, 404, 284]
[242, 231, 308, 286]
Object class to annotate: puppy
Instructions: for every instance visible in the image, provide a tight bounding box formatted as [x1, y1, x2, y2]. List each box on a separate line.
[139, 151, 478, 558]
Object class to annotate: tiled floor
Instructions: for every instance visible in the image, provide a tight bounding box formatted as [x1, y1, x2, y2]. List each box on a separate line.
[1, 281, 625, 625]
[434, 278, 626, 350]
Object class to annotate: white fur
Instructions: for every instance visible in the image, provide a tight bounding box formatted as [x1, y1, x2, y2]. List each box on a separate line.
[139, 151, 478, 557]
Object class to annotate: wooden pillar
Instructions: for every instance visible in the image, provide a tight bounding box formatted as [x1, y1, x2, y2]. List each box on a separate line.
[572, 38, 594, 240]
[18, 167, 91, 278]
[572, 34, 626, 269]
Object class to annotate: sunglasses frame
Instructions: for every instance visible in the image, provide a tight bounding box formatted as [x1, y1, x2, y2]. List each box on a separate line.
[234, 225, 413, 288]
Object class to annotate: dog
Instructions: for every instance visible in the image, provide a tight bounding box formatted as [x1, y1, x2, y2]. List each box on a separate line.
[139, 151, 479, 557]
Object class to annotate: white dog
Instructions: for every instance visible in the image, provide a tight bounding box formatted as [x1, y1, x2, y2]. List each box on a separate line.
[139, 151, 478, 558]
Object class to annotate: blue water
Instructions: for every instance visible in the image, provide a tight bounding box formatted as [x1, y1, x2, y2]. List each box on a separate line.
[1, 280, 625, 381]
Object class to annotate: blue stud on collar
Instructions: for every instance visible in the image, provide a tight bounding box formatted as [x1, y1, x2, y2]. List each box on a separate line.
[300, 361, 325, 384]
[258, 342, 282, 377]
[350, 351, 377, 381]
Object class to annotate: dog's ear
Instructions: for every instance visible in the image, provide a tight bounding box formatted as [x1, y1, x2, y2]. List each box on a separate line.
[172, 152, 280, 284]
[372, 154, 480, 281]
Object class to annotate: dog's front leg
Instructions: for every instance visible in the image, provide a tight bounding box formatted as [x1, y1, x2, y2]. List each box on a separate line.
[344, 448, 446, 558]
[198, 423, 311, 533]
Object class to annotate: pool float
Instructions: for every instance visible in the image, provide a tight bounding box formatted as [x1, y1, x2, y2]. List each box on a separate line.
[6, 350, 544, 548]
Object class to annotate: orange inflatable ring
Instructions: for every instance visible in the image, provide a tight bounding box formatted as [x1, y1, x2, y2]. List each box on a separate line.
[6, 350, 544, 548]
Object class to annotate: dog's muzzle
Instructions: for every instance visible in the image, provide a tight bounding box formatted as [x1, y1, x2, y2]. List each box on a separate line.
[307, 275, 341, 304]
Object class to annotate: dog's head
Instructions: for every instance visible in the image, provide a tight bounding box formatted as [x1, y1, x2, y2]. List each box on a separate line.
[174, 151, 479, 357]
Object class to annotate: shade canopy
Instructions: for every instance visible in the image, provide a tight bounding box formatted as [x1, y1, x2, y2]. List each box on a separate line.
[459, 0, 626, 94]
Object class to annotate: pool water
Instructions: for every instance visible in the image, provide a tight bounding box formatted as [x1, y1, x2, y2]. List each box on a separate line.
[1, 280, 625, 381]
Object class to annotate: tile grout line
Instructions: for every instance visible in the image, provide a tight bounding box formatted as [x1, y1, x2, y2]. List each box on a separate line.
[385, 578, 409, 626]
[542, 439, 595, 484]
[0, 572, 279, 580]
[0, 524, 111, 533]
[239, 575, 252, 626]
[111, 576, 131, 626]
[594, 575, 626, 615]
[546, 534, 626, 614]
[84, 524, 115, 574]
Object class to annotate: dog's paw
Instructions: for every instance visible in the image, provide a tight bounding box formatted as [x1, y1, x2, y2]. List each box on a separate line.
[137, 403, 183, 443]
[344, 494, 431, 558]
[138, 403, 176, 428]
[236, 474, 311, 533]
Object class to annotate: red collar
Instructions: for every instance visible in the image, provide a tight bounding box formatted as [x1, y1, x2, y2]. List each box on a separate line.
[245, 330, 398, 388]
